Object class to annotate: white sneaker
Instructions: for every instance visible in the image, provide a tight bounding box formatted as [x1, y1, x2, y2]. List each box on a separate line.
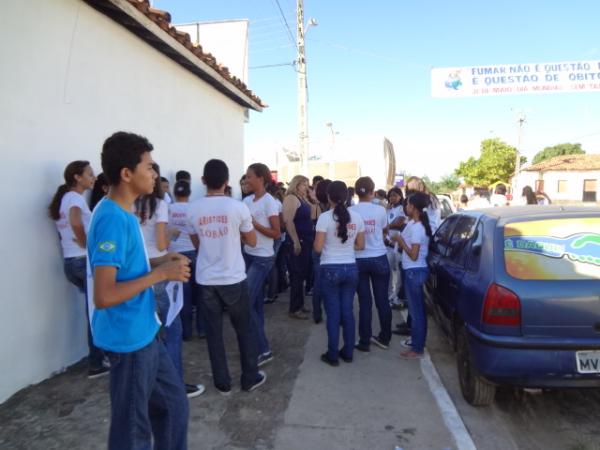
[400, 338, 412, 348]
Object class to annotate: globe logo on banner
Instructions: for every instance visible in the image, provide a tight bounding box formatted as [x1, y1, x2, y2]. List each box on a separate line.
[444, 70, 463, 91]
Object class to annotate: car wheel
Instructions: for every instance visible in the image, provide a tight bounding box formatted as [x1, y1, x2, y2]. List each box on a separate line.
[457, 326, 496, 406]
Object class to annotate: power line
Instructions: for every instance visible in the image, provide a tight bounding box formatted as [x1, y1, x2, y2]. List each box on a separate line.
[249, 61, 296, 70]
[270, 0, 296, 48]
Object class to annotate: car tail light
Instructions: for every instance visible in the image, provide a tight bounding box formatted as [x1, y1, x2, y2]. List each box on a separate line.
[482, 284, 521, 326]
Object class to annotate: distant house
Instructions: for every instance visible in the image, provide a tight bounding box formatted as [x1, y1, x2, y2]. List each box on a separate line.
[519, 154, 600, 203]
[0, 0, 263, 403]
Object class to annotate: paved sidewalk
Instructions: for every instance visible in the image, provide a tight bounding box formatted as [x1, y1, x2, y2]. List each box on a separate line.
[0, 295, 458, 450]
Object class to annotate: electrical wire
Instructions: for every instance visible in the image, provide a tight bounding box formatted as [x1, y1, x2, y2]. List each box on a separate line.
[270, 0, 296, 47]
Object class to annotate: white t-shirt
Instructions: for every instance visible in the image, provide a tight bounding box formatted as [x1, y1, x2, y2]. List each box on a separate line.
[187, 196, 253, 285]
[316, 209, 365, 265]
[138, 199, 169, 259]
[387, 204, 405, 240]
[490, 193, 508, 207]
[168, 202, 195, 253]
[350, 202, 388, 259]
[56, 191, 91, 258]
[401, 220, 430, 269]
[426, 204, 442, 234]
[243, 193, 279, 257]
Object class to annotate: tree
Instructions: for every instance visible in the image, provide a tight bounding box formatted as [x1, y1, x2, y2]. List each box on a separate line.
[455, 138, 524, 187]
[531, 143, 585, 165]
[427, 174, 461, 194]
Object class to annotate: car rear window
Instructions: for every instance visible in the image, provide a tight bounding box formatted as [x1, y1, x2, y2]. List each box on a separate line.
[504, 217, 600, 280]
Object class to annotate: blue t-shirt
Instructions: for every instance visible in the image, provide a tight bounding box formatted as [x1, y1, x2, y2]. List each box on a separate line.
[87, 198, 160, 352]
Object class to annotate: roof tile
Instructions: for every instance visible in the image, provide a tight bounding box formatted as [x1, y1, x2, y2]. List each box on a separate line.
[524, 154, 600, 172]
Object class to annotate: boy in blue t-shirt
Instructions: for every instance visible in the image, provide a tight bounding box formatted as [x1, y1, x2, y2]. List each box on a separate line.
[87, 131, 191, 450]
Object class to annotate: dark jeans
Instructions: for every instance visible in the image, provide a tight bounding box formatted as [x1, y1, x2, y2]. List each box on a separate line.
[106, 338, 188, 450]
[155, 281, 183, 380]
[320, 264, 359, 362]
[63, 256, 104, 370]
[312, 251, 323, 321]
[404, 267, 429, 353]
[198, 280, 260, 391]
[266, 238, 283, 298]
[285, 238, 312, 313]
[356, 255, 392, 346]
[179, 250, 205, 339]
[245, 253, 274, 355]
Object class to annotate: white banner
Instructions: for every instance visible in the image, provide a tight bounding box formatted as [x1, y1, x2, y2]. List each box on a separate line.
[431, 60, 600, 97]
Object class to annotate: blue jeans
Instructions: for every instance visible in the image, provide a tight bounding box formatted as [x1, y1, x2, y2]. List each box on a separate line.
[179, 250, 205, 339]
[198, 281, 260, 391]
[404, 267, 429, 353]
[312, 251, 322, 321]
[245, 253, 274, 355]
[155, 281, 183, 380]
[356, 255, 392, 346]
[63, 256, 104, 370]
[320, 264, 359, 361]
[106, 338, 188, 450]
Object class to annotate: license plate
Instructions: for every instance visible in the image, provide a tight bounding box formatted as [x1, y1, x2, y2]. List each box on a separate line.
[576, 350, 600, 374]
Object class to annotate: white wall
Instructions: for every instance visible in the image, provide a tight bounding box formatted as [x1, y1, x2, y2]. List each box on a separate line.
[518, 171, 600, 203]
[176, 20, 249, 84]
[0, 0, 247, 402]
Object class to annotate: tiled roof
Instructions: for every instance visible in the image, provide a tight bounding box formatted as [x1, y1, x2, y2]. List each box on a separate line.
[84, 0, 264, 111]
[523, 154, 600, 172]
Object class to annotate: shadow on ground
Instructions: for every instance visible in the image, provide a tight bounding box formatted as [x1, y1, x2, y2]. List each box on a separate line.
[0, 295, 312, 450]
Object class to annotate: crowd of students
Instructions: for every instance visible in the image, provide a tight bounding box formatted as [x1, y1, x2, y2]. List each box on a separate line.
[49, 131, 442, 450]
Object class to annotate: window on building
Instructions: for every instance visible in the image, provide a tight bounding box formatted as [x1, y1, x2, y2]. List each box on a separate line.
[557, 180, 568, 193]
[583, 179, 597, 202]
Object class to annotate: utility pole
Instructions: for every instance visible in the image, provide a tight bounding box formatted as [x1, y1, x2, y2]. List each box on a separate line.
[297, 0, 308, 175]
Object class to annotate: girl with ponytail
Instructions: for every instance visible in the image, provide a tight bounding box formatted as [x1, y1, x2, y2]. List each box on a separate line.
[243, 163, 280, 366]
[49, 160, 107, 378]
[351, 177, 392, 351]
[313, 181, 365, 366]
[392, 192, 432, 360]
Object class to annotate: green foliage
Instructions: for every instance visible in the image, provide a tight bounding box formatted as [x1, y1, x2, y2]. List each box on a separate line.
[455, 138, 522, 187]
[531, 143, 585, 165]
[429, 174, 461, 194]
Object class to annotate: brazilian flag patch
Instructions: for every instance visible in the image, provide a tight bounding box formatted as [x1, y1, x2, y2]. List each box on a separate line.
[98, 241, 116, 253]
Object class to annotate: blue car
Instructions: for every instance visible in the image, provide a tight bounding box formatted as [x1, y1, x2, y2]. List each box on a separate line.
[425, 206, 600, 405]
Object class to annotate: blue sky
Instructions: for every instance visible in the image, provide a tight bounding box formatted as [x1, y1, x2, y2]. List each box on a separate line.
[154, 0, 600, 179]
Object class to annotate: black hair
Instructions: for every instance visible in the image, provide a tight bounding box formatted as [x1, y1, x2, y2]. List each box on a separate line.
[90, 172, 109, 211]
[48, 160, 90, 220]
[328, 181, 351, 243]
[224, 185, 233, 197]
[135, 163, 163, 224]
[160, 176, 168, 183]
[376, 189, 387, 198]
[522, 185, 537, 205]
[345, 186, 355, 207]
[174, 179, 191, 198]
[312, 175, 324, 186]
[354, 176, 375, 198]
[268, 182, 285, 202]
[316, 179, 332, 205]
[101, 131, 153, 186]
[460, 194, 469, 204]
[248, 163, 273, 189]
[495, 183, 507, 195]
[204, 159, 229, 190]
[407, 192, 433, 239]
[175, 170, 191, 182]
[387, 187, 404, 206]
